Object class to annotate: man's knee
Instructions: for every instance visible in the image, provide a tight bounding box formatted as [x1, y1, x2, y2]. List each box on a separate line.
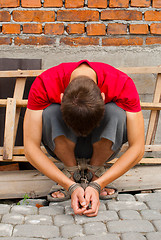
[104, 103, 126, 124]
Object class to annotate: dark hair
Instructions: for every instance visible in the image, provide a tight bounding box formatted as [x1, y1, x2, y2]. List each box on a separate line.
[61, 76, 105, 136]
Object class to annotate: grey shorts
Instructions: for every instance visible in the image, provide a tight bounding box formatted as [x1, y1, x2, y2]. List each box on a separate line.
[42, 102, 127, 161]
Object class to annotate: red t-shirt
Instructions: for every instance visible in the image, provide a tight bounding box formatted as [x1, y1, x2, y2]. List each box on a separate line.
[27, 60, 141, 112]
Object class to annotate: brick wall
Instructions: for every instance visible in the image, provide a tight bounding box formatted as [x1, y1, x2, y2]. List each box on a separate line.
[0, 0, 161, 46]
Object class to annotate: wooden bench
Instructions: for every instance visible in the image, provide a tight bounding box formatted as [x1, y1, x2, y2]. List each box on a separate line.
[0, 67, 161, 199]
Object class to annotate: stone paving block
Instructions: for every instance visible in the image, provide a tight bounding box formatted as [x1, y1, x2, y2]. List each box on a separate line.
[13, 224, 59, 238]
[25, 215, 53, 225]
[75, 210, 118, 224]
[135, 193, 161, 202]
[146, 201, 161, 210]
[50, 200, 71, 207]
[49, 238, 68, 240]
[64, 205, 74, 215]
[72, 234, 120, 240]
[107, 220, 155, 233]
[54, 214, 74, 226]
[39, 206, 64, 215]
[0, 204, 11, 214]
[0, 238, 44, 240]
[107, 201, 147, 211]
[146, 232, 161, 240]
[0, 224, 13, 237]
[84, 222, 107, 235]
[121, 232, 147, 240]
[141, 209, 161, 220]
[2, 213, 24, 225]
[11, 205, 38, 215]
[117, 194, 136, 201]
[152, 220, 161, 231]
[118, 210, 142, 220]
[61, 224, 83, 238]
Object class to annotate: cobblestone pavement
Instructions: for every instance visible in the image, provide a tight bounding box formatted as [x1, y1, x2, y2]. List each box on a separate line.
[1, 191, 161, 240]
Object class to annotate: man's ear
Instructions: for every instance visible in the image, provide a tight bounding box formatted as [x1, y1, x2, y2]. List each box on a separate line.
[60, 93, 64, 102]
[101, 92, 105, 101]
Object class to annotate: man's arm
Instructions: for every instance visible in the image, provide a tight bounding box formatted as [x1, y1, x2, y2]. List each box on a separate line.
[95, 110, 145, 189]
[83, 110, 144, 216]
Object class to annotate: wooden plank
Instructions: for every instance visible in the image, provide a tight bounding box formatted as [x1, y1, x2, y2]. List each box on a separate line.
[146, 73, 161, 145]
[3, 98, 16, 160]
[0, 66, 161, 78]
[13, 77, 27, 144]
[1, 165, 161, 199]
[0, 99, 27, 107]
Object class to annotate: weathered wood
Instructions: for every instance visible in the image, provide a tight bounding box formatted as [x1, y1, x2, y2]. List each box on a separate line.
[1, 66, 161, 78]
[1, 165, 161, 199]
[0, 99, 27, 107]
[13, 77, 27, 144]
[146, 73, 161, 145]
[3, 98, 16, 160]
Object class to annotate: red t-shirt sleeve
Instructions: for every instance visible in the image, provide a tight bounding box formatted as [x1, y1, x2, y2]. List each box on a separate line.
[27, 76, 51, 110]
[115, 77, 141, 112]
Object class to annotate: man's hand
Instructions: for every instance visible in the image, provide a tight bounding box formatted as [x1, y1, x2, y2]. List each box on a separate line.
[71, 187, 87, 215]
[83, 186, 100, 217]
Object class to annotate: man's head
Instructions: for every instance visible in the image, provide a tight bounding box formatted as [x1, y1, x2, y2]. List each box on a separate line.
[61, 76, 105, 136]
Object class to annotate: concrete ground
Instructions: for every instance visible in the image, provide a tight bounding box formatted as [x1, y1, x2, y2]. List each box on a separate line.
[1, 191, 161, 240]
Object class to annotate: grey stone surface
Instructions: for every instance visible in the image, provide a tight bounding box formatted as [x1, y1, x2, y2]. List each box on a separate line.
[13, 224, 59, 238]
[72, 234, 120, 240]
[0, 224, 13, 237]
[146, 201, 161, 210]
[152, 220, 161, 231]
[84, 222, 107, 235]
[11, 206, 38, 215]
[141, 210, 161, 220]
[107, 201, 147, 211]
[146, 232, 161, 240]
[135, 193, 161, 202]
[2, 214, 24, 225]
[121, 232, 147, 240]
[107, 220, 155, 233]
[0, 238, 43, 240]
[61, 224, 83, 238]
[118, 210, 142, 220]
[39, 206, 64, 215]
[54, 214, 74, 226]
[25, 215, 53, 225]
[0, 205, 11, 215]
[117, 194, 136, 201]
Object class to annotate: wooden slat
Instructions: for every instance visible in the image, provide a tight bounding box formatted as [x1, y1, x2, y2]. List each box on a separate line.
[0, 99, 28, 107]
[3, 98, 16, 160]
[146, 73, 161, 145]
[13, 77, 27, 144]
[0, 66, 161, 78]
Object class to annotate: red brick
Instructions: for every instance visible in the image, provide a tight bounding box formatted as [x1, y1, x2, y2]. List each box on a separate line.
[57, 10, 99, 21]
[14, 36, 56, 45]
[21, 0, 41, 7]
[13, 11, 55, 22]
[2, 24, 21, 34]
[150, 23, 161, 34]
[67, 24, 85, 34]
[109, 0, 129, 8]
[102, 37, 143, 46]
[145, 11, 161, 21]
[131, 0, 150, 7]
[23, 24, 42, 34]
[44, 0, 63, 7]
[129, 24, 149, 34]
[101, 10, 142, 20]
[0, 0, 19, 7]
[88, 0, 107, 8]
[45, 23, 64, 35]
[107, 23, 127, 34]
[60, 37, 99, 46]
[0, 11, 11, 22]
[0, 37, 12, 45]
[152, 0, 161, 8]
[87, 23, 106, 36]
[65, 0, 84, 8]
[146, 37, 161, 45]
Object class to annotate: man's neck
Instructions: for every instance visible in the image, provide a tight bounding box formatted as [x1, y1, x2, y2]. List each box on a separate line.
[70, 63, 97, 84]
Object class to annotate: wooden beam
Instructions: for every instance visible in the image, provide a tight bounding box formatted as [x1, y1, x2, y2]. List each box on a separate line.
[0, 66, 161, 78]
[3, 98, 16, 160]
[0, 99, 28, 107]
[146, 73, 161, 145]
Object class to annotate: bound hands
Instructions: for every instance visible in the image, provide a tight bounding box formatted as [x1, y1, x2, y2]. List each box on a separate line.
[71, 186, 100, 217]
